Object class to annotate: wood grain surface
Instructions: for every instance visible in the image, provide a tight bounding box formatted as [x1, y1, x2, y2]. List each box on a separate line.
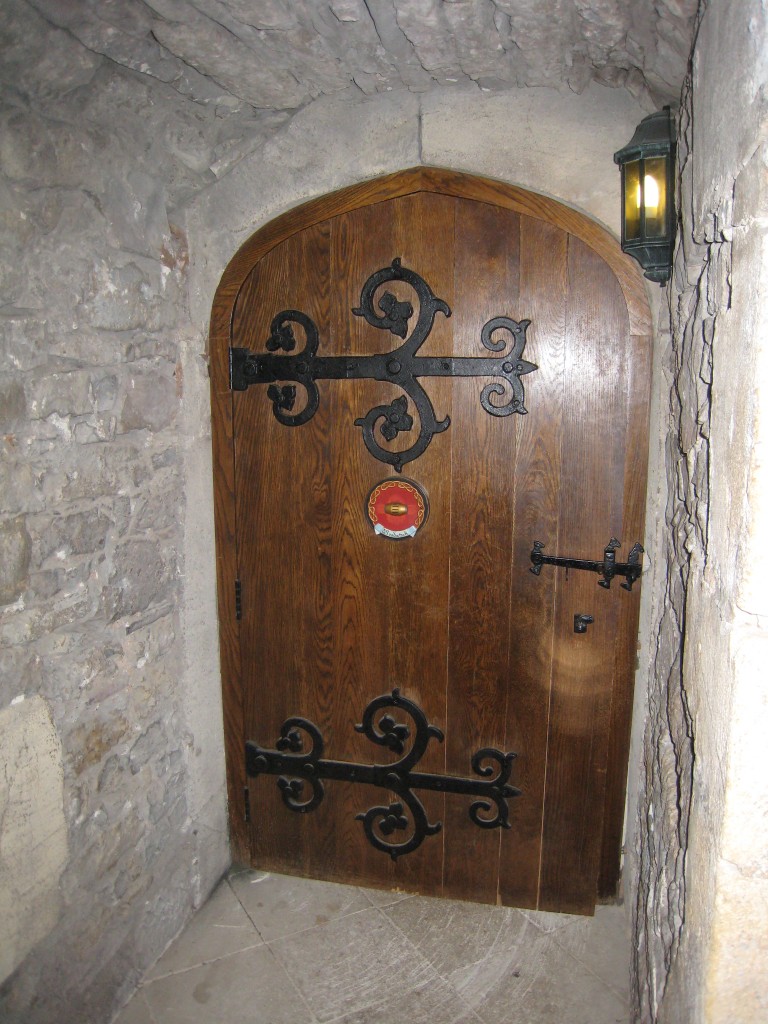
[209, 170, 651, 913]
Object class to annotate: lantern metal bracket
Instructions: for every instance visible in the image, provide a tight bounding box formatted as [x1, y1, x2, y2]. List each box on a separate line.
[230, 258, 537, 471]
[530, 538, 644, 591]
[245, 688, 520, 860]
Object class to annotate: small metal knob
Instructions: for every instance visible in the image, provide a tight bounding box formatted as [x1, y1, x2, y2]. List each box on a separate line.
[384, 502, 408, 516]
[574, 613, 594, 634]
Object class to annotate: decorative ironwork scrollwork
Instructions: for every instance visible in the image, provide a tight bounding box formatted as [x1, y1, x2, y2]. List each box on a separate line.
[230, 259, 537, 470]
[245, 688, 521, 860]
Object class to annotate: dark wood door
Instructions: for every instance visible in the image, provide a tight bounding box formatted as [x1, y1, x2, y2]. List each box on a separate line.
[210, 169, 651, 915]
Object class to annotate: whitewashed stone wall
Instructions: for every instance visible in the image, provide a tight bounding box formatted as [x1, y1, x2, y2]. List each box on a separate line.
[632, 2, 768, 1021]
[0, 4, 235, 1019]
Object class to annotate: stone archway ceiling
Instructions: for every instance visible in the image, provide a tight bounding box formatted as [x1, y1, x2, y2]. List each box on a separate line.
[28, 0, 697, 112]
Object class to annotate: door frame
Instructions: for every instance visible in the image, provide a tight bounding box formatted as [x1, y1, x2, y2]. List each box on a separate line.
[208, 166, 652, 896]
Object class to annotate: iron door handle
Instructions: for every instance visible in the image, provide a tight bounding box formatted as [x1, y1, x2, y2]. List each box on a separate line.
[530, 538, 644, 591]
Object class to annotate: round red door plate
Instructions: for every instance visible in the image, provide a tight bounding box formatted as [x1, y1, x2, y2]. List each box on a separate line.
[365, 478, 429, 540]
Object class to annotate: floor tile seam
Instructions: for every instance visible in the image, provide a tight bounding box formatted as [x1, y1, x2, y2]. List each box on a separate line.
[140, 939, 321, 1024]
[139, 939, 268, 984]
[357, 887, 417, 910]
[261, 941, 323, 1024]
[226, 873, 279, 943]
[518, 907, 576, 936]
[547, 932, 631, 1002]
[227, 872, 389, 938]
[258, 901, 384, 946]
[115, 987, 160, 1024]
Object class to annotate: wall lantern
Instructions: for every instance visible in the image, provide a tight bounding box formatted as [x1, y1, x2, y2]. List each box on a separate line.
[613, 107, 675, 284]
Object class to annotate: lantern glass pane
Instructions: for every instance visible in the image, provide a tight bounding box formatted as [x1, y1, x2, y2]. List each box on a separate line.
[623, 160, 641, 241]
[644, 156, 667, 238]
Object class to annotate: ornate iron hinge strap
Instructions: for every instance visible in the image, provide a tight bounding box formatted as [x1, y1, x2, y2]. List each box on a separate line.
[530, 538, 644, 591]
[230, 258, 537, 471]
[245, 689, 520, 860]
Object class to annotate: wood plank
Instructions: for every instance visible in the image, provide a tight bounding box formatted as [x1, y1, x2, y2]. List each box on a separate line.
[442, 199, 521, 904]
[598, 332, 652, 897]
[498, 215, 569, 910]
[538, 238, 630, 914]
[380, 192, 454, 896]
[321, 201, 399, 887]
[234, 224, 332, 876]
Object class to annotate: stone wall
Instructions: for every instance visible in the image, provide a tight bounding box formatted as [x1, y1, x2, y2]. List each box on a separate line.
[632, 1, 768, 1021]
[0, 3, 235, 1019]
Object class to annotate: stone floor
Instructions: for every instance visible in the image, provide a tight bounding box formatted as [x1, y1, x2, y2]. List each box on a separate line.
[113, 868, 632, 1024]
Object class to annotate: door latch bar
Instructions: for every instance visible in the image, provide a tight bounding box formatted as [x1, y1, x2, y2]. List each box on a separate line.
[230, 258, 537, 471]
[530, 538, 644, 591]
[245, 688, 520, 860]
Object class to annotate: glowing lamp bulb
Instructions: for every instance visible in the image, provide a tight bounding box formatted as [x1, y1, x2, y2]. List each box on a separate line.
[636, 174, 660, 212]
[644, 174, 660, 212]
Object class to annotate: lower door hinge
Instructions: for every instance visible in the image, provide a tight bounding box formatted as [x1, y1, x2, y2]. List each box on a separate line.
[244, 786, 251, 823]
[234, 578, 242, 620]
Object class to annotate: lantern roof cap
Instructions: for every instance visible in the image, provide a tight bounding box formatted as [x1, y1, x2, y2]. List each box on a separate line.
[614, 107, 674, 165]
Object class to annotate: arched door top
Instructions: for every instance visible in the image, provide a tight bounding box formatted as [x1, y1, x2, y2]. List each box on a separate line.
[210, 167, 651, 351]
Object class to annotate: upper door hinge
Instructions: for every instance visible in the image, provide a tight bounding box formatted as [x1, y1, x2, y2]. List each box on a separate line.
[229, 258, 536, 472]
[234, 578, 242, 620]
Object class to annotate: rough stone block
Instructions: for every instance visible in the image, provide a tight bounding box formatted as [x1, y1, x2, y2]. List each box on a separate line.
[26, 570, 62, 602]
[66, 713, 130, 778]
[37, 443, 149, 504]
[72, 414, 118, 445]
[101, 169, 169, 259]
[82, 262, 155, 333]
[32, 509, 112, 564]
[118, 370, 178, 433]
[102, 538, 177, 621]
[0, 455, 39, 517]
[151, 447, 178, 470]
[26, 369, 93, 420]
[0, 696, 68, 985]
[0, 586, 94, 647]
[129, 721, 164, 775]
[0, 375, 26, 431]
[0, 516, 31, 605]
[0, 0, 102, 103]
[0, 316, 48, 374]
[0, 645, 39, 709]
[91, 374, 118, 412]
[132, 486, 182, 533]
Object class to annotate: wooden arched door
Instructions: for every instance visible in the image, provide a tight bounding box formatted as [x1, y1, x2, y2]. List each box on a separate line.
[210, 169, 651, 915]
